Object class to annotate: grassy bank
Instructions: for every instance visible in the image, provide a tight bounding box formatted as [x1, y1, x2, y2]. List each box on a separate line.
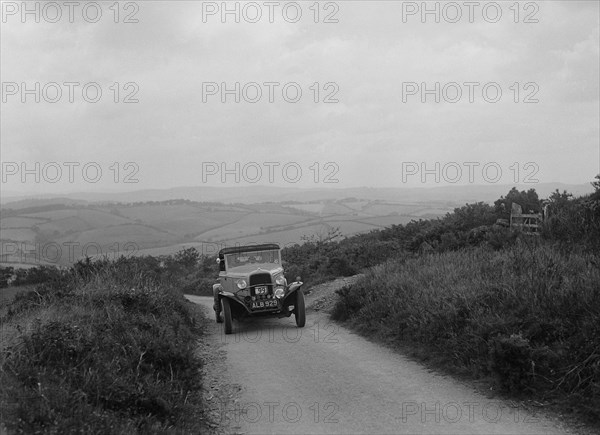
[0, 257, 206, 434]
[332, 241, 600, 422]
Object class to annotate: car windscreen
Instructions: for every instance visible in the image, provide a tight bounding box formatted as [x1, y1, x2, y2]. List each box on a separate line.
[225, 250, 280, 268]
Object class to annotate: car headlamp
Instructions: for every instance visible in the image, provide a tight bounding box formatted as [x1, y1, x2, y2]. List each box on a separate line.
[275, 276, 286, 286]
[236, 279, 247, 289]
[274, 288, 285, 299]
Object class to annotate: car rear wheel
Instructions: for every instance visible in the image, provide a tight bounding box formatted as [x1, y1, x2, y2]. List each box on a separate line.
[294, 290, 306, 328]
[221, 298, 233, 334]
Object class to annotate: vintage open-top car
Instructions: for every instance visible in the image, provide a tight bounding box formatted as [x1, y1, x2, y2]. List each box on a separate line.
[212, 243, 305, 334]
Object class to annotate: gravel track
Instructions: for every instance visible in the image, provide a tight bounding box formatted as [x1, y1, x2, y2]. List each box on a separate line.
[187, 277, 571, 435]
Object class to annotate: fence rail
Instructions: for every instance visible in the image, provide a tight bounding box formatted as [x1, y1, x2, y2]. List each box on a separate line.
[510, 212, 543, 235]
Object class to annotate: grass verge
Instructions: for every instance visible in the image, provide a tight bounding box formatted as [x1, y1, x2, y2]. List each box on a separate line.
[0, 258, 206, 434]
[331, 240, 600, 424]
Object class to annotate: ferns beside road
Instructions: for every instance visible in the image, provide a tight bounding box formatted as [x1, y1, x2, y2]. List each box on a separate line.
[0, 257, 206, 434]
[332, 241, 600, 421]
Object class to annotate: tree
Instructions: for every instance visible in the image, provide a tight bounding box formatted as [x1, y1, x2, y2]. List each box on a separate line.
[444, 202, 497, 231]
[592, 174, 600, 192]
[590, 174, 600, 201]
[547, 189, 573, 207]
[494, 188, 541, 219]
[0, 266, 14, 288]
[301, 226, 342, 245]
[174, 247, 200, 268]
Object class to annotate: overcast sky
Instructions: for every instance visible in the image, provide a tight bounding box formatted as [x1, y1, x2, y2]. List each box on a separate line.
[1, 1, 598, 194]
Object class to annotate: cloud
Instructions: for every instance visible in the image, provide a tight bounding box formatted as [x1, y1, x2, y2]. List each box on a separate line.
[1, 1, 598, 193]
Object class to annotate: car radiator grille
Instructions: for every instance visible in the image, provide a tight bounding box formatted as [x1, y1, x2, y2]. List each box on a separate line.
[249, 273, 273, 298]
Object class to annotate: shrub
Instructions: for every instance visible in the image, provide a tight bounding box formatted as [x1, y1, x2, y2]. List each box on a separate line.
[0, 256, 205, 433]
[331, 243, 600, 421]
[488, 333, 535, 394]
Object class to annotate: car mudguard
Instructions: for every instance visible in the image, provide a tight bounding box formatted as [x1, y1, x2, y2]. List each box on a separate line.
[282, 281, 303, 304]
[219, 292, 248, 310]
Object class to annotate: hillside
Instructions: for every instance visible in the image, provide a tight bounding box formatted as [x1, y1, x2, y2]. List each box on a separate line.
[1, 180, 599, 433]
[2, 183, 594, 207]
[2, 183, 594, 267]
[0, 197, 456, 266]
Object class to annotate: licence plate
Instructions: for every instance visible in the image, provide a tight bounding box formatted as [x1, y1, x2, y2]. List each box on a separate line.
[255, 286, 268, 295]
[251, 299, 278, 309]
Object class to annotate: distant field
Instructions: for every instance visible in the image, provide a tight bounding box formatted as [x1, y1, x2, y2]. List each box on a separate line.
[207, 223, 334, 248]
[320, 202, 358, 215]
[1, 228, 37, 242]
[116, 204, 231, 223]
[158, 212, 245, 235]
[37, 216, 93, 234]
[195, 212, 317, 241]
[362, 203, 424, 215]
[411, 208, 454, 217]
[341, 200, 371, 211]
[356, 215, 416, 226]
[116, 204, 253, 237]
[287, 203, 327, 214]
[23, 209, 86, 220]
[61, 224, 180, 250]
[1, 198, 453, 264]
[73, 209, 134, 227]
[1, 216, 47, 228]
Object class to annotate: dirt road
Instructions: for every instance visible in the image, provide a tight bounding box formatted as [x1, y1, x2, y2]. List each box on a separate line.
[186, 279, 570, 435]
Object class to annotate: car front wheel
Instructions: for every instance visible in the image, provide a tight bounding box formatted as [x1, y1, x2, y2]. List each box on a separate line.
[294, 290, 306, 328]
[221, 298, 233, 334]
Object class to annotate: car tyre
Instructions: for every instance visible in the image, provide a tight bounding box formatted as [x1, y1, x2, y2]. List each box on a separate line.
[215, 309, 223, 323]
[221, 298, 233, 334]
[294, 290, 306, 328]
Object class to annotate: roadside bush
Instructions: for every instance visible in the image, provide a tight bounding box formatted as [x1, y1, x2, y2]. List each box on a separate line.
[484, 226, 520, 250]
[0, 265, 65, 288]
[326, 255, 357, 277]
[542, 193, 600, 252]
[0, 256, 205, 434]
[331, 242, 600, 421]
[488, 333, 535, 394]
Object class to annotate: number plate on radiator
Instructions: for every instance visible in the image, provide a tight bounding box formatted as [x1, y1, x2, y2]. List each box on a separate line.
[251, 299, 278, 309]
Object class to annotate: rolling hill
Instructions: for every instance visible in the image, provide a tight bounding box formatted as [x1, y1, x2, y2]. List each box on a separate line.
[1, 198, 455, 266]
[1, 183, 594, 267]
